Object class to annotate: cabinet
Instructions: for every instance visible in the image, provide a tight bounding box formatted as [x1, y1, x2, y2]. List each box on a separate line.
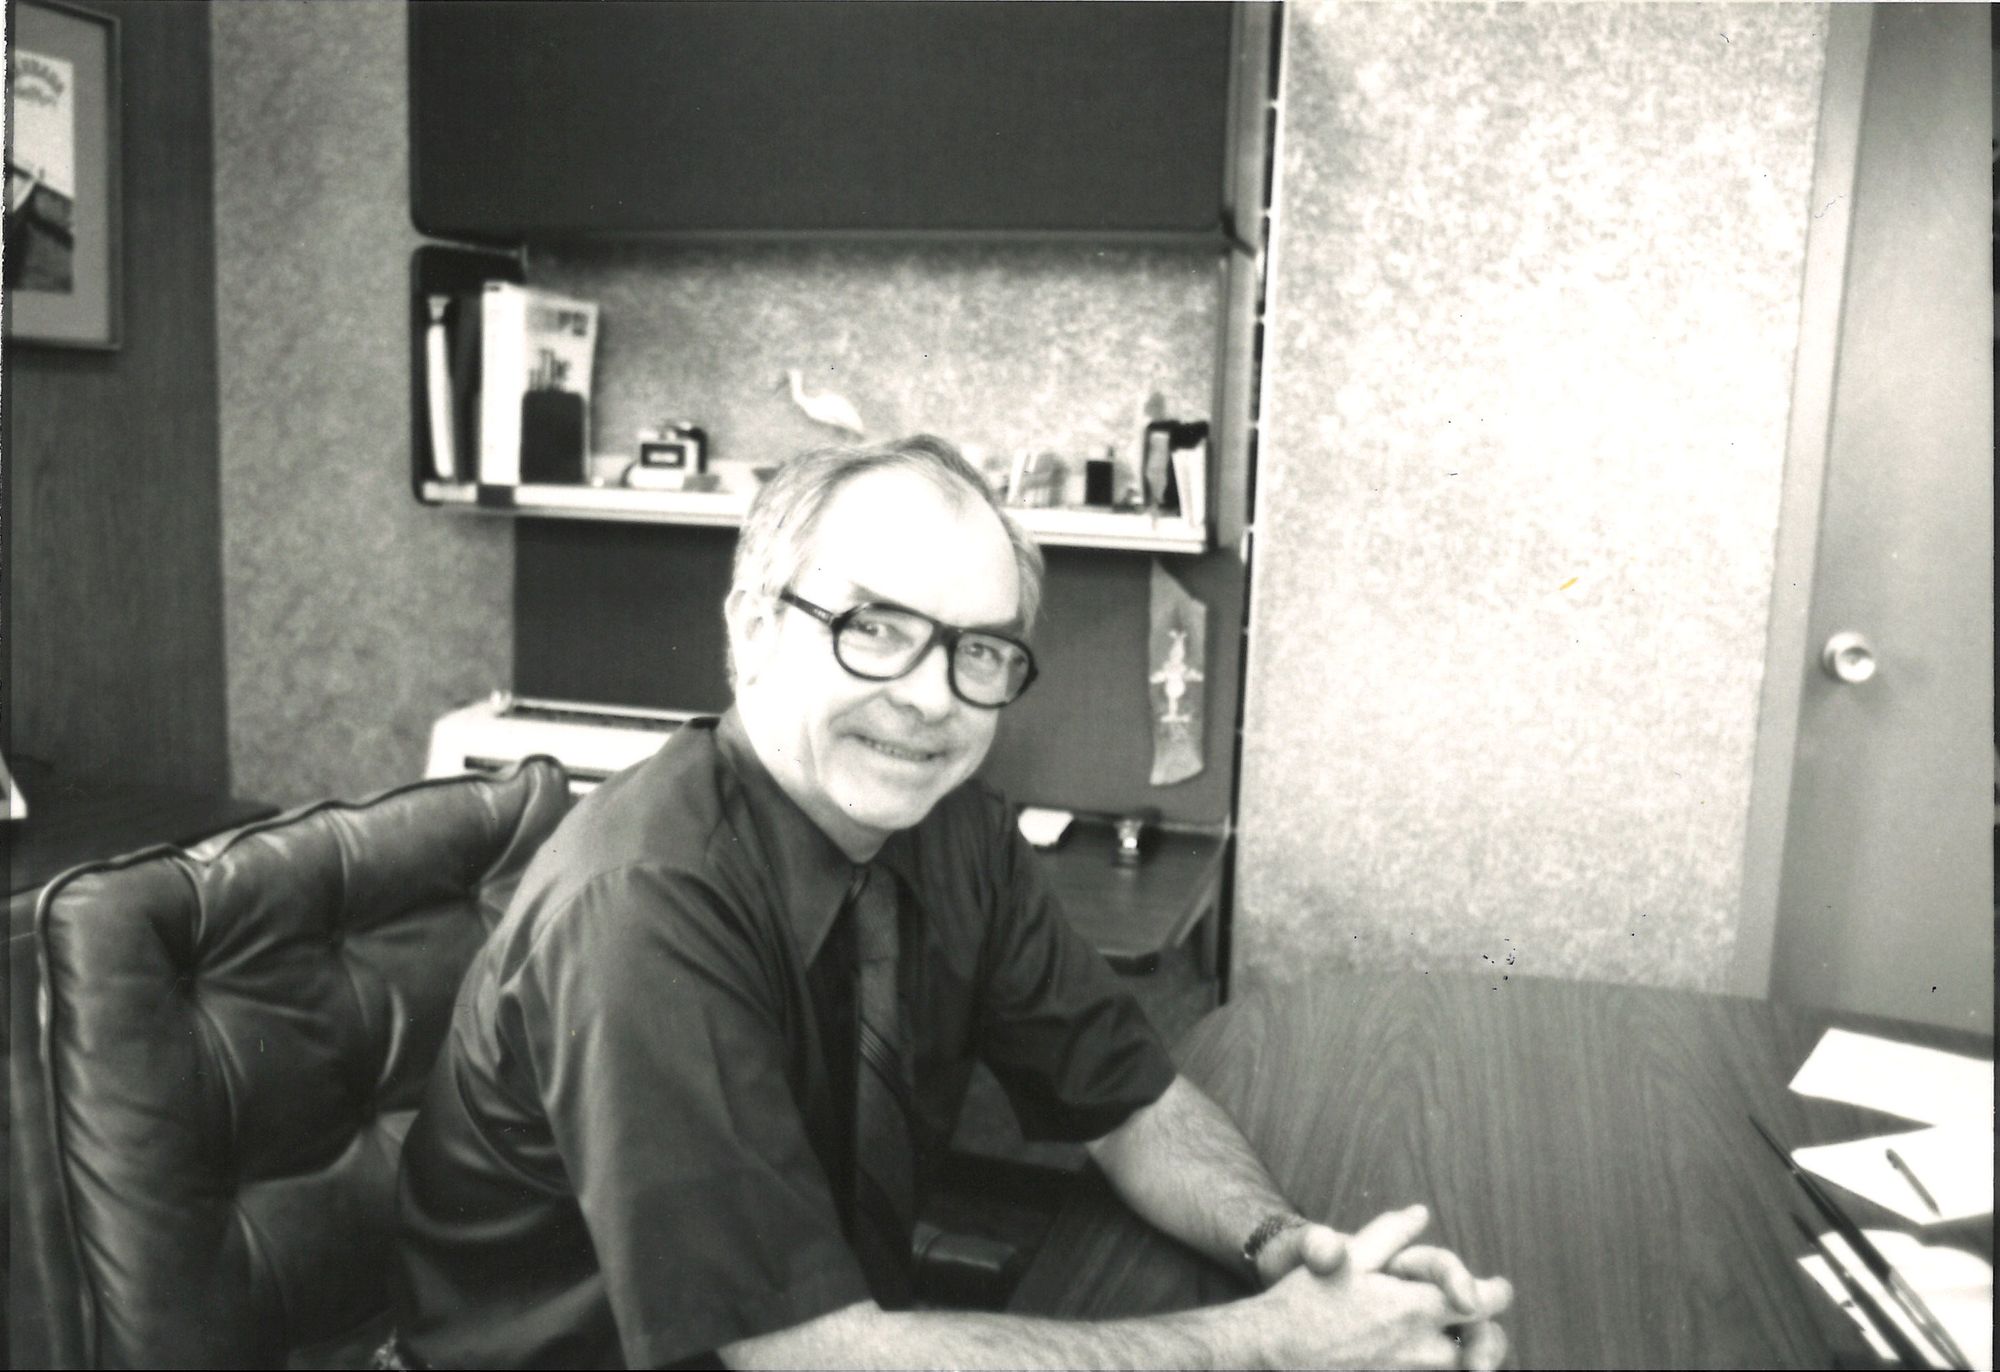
[410, 1, 1235, 241]
[407, 4, 1279, 833]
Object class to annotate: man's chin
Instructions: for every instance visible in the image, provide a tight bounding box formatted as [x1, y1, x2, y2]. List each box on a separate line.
[834, 780, 953, 839]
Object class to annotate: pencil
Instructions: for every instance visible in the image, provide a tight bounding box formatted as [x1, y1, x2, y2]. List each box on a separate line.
[1750, 1116, 1969, 1371]
[1884, 1147, 1942, 1218]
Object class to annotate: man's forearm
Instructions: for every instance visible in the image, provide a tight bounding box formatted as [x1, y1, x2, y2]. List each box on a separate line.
[722, 1295, 1260, 1371]
[1085, 1074, 1299, 1276]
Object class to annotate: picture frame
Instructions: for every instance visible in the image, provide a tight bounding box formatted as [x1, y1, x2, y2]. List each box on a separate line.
[6, 0, 122, 350]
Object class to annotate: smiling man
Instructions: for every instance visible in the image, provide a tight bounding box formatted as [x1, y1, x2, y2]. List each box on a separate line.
[389, 437, 1511, 1370]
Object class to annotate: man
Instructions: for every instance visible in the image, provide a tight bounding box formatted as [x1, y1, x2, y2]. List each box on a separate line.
[392, 436, 1512, 1369]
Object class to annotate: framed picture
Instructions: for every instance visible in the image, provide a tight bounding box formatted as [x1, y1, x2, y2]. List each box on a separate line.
[6, 0, 121, 349]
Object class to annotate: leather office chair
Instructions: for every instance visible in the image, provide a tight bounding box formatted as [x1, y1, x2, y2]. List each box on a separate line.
[28, 758, 571, 1369]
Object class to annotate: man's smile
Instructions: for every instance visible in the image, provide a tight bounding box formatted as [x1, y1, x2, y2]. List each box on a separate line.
[853, 734, 947, 764]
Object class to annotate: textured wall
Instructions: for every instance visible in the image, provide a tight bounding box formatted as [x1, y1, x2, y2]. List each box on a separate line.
[1234, 3, 1828, 994]
[211, 1, 513, 808]
[532, 241, 1218, 475]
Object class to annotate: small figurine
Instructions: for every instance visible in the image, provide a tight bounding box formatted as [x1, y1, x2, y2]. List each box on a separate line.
[1150, 629, 1204, 728]
[782, 368, 866, 437]
[1147, 564, 1206, 786]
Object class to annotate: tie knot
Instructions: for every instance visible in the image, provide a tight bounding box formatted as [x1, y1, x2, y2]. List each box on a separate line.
[852, 872, 900, 968]
[851, 867, 898, 964]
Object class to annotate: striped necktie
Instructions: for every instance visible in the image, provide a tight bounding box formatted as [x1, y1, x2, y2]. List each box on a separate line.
[848, 864, 916, 1307]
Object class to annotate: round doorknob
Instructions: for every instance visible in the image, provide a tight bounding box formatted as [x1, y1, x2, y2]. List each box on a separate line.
[1821, 631, 1877, 684]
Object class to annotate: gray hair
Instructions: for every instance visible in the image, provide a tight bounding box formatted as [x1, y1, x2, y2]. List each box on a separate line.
[727, 434, 1045, 682]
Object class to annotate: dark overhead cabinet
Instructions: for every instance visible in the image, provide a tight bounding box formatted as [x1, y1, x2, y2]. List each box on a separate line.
[409, 0, 1236, 240]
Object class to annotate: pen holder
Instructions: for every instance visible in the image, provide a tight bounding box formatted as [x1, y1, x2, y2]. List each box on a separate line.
[520, 389, 587, 484]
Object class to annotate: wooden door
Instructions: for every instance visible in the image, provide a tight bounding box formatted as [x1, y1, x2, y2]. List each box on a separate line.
[1748, 5, 1992, 1033]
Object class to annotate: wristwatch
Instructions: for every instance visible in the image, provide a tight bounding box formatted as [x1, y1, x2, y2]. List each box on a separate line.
[1240, 1212, 1307, 1273]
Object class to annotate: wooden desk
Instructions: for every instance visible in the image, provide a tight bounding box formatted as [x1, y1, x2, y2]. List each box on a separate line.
[1032, 821, 1226, 975]
[1011, 972, 1994, 1369]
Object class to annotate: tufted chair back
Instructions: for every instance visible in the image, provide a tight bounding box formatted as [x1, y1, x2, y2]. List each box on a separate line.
[32, 758, 572, 1369]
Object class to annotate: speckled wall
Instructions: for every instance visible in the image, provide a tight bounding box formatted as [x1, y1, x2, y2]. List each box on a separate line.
[211, 1, 513, 808]
[1234, 3, 1828, 994]
[533, 242, 1219, 479]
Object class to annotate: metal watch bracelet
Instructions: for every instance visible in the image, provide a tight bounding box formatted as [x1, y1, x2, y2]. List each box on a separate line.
[1240, 1212, 1307, 1272]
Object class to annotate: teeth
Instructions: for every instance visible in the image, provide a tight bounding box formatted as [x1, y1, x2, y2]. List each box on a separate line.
[861, 738, 931, 762]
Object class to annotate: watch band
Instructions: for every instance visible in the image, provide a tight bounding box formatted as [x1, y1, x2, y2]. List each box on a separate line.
[1240, 1212, 1307, 1271]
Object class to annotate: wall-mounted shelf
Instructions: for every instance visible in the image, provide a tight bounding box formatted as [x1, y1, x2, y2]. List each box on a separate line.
[418, 480, 1209, 554]
[1011, 506, 1208, 555]
[420, 480, 750, 528]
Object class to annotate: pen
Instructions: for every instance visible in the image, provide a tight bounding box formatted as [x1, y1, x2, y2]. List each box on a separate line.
[1749, 1116, 1969, 1371]
[1790, 1212, 1929, 1369]
[1884, 1148, 1942, 1218]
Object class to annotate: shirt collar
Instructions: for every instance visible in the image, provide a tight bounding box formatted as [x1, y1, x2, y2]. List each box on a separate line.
[715, 709, 921, 964]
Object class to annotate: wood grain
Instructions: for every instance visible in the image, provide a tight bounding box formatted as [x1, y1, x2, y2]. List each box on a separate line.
[5, 1, 228, 795]
[1011, 972, 1994, 1369]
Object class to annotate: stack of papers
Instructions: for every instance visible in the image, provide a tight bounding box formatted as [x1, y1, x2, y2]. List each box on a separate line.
[1788, 1029, 1994, 1226]
[1798, 1229, 1992, 1370]
[1793, 1125, 1993, 1227]
[1786, 1029, 1994, 1369]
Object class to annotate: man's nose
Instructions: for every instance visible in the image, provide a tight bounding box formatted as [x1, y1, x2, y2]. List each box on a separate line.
[886, 641, 956, 718]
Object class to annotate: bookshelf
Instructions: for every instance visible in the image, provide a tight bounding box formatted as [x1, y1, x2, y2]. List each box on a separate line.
[406, 2, 1280, 833]
[417, 479, 1210, 554]
[409, 239, 1212, 555]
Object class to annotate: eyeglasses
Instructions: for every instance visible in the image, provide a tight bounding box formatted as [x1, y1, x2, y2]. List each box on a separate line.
[777, 590, 1039, 709]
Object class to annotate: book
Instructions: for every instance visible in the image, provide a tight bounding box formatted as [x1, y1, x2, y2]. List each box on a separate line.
[1167, 422, 1208, 532]
[477, 283, 599, 487]
[449, 291, 484, 474]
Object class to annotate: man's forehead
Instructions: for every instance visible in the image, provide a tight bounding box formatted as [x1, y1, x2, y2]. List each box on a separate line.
[804, 469, 1020, 620]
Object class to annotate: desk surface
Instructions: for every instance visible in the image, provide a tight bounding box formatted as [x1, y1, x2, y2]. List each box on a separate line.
[1033, 822, 1225, 972]
[1010, 971, 1994, 1370]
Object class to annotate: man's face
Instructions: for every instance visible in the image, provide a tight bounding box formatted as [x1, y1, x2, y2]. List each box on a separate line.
[733, 467, 1022, 860]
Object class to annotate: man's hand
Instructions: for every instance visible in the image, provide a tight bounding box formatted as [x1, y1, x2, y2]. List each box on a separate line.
[1255, 1205, 1512, 1370]
[1255, 1204, 1506, 1319]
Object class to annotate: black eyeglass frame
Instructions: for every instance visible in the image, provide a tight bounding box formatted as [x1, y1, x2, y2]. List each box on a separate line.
[777, 589, 1039, 709]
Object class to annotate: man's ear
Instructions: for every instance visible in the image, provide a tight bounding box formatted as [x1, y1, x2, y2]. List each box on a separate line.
[725, 587, 776, 688]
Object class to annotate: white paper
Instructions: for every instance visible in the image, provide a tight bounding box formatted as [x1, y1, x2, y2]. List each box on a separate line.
[0, 750, 25, 821]
[1799, 1253, 1898, 1361]
[1796, 1124, 1994, 1225]
[1805, 1229, 1994, 1372]
[1789, 1028, 1994, 1127]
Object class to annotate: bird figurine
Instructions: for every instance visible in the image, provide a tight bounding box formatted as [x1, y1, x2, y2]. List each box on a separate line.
[782, 368, 867, 438]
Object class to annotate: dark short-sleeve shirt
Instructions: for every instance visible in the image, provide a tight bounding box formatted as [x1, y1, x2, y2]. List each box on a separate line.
[393, 712, 1176, 1368]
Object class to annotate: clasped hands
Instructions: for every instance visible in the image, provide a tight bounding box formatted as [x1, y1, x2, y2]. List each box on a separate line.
[1251, 1204, 1512, 1371]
